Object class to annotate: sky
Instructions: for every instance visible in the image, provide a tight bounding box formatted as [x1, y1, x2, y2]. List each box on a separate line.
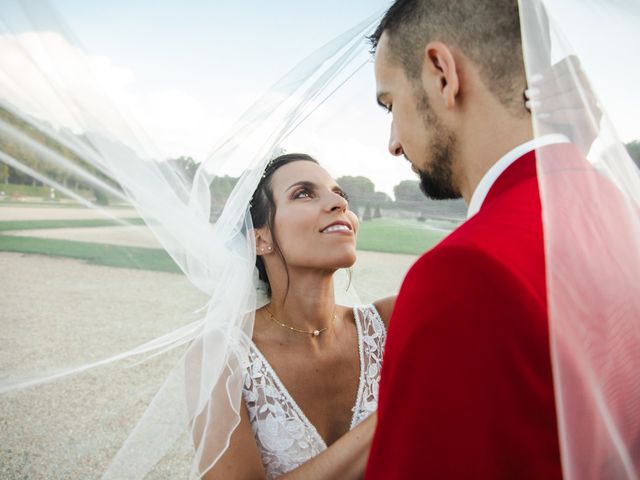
[45, 0, 404, 194]
[2, 0, 639, 197]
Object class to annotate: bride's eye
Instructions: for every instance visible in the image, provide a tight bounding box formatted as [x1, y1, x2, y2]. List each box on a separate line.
[293, 188, 312, 199]
[337, 190, 349, 201]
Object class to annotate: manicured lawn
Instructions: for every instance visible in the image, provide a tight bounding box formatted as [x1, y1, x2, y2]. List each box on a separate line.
[0, 200, 132, 209]
[0, 218, 144, 231]
[0, 183, 96, 202]
[0, 235, 179, 273]
[356, 218, 453, 255]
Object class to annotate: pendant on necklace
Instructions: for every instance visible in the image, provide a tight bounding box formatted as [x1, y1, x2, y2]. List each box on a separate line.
[312, 330, 320, 337]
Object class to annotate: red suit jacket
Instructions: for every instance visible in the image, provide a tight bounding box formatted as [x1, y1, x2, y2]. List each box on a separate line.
[366, 149, 563, 479]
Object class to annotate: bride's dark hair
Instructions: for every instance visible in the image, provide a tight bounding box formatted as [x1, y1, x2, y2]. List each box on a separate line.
[250, 153, 319, 296]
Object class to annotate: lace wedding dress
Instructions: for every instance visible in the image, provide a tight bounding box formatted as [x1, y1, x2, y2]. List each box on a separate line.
[242, 304, 386, 479]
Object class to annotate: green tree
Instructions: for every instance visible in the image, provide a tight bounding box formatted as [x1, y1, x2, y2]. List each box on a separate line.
[0, 163, 9, 184]
[393, 179, 423, 204]
[337, 176, 375, 201]
[337, 175, 376, 217]
[393, 179, 428, 218]
[363, 204, 372, 221]
[94, 188, 109, 205]
[210, 175, 239, 202]
[168, 156, 198, 182]
[372, 191, 391, 206]
[625, 140, 640, 168]
[209, 175, 239, 220]
[0, 104, 123, 205]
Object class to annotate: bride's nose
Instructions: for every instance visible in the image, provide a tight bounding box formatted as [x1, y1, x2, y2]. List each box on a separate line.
[328, 191, 348, 212]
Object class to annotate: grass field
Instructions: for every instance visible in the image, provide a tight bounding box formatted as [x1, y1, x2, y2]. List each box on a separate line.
[0, 200, 134, 209]
[0, 218, 144, 231]
[0, 183, 126, 205]
[357, 218, 450, 255]
[0, 183, 95, 202]
[0, 216, 456, 270]
[0, 235, 179, 272]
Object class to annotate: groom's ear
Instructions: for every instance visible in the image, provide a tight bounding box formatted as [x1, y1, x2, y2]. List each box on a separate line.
[422, 42, 460, 110]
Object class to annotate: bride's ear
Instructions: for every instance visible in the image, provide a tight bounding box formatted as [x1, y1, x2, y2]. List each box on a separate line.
[254, 228, 273, 256]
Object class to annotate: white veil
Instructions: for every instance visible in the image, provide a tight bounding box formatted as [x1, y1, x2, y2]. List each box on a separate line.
[520, 0, 640, 478]
[0, 2, 386, 477]
[1, 0, 639, 478]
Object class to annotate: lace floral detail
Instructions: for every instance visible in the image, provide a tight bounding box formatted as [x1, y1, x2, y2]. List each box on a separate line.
[243, 349, 324, 477]
[242, 304, 386, 479]
[351, 304, 386, 427]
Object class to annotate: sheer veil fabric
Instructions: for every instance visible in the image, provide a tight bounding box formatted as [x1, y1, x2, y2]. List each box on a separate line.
[520, 1, 640, 478]
[0, 3, 383, 477]
[0, 0, 638, 478]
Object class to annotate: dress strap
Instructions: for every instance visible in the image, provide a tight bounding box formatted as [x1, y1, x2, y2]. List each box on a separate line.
[350, 304, 386, 427]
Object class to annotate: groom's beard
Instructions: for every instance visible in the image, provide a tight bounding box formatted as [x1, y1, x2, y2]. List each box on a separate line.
[415, 89, 461, 201]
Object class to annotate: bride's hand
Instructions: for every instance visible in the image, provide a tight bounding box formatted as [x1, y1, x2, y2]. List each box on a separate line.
[280, 412, 378, 480]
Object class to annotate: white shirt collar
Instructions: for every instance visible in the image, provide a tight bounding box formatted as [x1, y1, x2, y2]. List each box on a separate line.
[466, 134, 570, 219]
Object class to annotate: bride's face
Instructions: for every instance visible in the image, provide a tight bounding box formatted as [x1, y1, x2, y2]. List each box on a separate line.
[267, 161, 358, 272]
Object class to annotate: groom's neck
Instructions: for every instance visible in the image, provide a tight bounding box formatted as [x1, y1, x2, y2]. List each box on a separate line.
[455, 102, 533, 204]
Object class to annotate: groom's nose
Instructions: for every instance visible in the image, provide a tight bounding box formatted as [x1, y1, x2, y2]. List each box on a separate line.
[388, 120, 404, 157]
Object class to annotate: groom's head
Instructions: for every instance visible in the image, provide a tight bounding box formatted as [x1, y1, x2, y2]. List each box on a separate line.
[370, 0, 529, 201]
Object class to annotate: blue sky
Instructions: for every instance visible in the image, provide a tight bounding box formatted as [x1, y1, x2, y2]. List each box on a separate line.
[40, 0, 403, 192]
[49, 1, 389, 111]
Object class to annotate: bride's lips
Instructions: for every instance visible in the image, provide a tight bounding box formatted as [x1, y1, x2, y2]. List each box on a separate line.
[320, 220, 353, 234]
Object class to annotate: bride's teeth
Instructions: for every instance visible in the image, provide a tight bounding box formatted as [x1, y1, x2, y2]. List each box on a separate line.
[323, 224, 349, 233]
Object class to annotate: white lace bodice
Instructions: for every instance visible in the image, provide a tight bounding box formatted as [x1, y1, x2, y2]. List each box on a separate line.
[242, 304, 386, 479]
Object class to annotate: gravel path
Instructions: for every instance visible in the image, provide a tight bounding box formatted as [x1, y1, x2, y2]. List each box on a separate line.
[0, 205, 139, 221]
[1, 252, 207, 479]
[4, 225, 164, 248]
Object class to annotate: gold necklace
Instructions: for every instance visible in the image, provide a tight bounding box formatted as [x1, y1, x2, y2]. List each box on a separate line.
[265, 307, 337, 337]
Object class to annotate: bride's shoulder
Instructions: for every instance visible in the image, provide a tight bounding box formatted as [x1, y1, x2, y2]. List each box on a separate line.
[372, 296, 395, 329]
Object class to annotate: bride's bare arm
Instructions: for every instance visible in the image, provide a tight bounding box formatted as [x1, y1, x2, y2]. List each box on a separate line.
[374, 296, 396, 328]
[279, 413, 377, 480]
[201, 402, 267, 480]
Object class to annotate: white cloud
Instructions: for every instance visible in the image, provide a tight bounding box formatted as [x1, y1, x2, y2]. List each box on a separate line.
[0, 31, 218, 161]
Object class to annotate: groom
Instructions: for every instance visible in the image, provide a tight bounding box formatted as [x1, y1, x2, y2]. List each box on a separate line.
[365, 1, 565, 478]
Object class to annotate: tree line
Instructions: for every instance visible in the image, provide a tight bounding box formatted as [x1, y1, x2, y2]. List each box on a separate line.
[2, 104, 639, 219]
[0, 104, 116, 204]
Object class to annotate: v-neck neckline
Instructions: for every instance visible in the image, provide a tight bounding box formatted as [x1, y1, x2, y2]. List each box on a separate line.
[249, 306, 366, 449]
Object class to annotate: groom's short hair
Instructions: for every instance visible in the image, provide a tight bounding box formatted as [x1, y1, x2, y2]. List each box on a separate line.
[369, 0, 525, 110]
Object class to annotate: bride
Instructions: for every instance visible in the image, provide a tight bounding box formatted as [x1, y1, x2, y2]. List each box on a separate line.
[203, 153, 394, 479]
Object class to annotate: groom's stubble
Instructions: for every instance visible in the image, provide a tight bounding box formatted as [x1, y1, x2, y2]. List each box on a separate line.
[414, 86, 461, 200]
